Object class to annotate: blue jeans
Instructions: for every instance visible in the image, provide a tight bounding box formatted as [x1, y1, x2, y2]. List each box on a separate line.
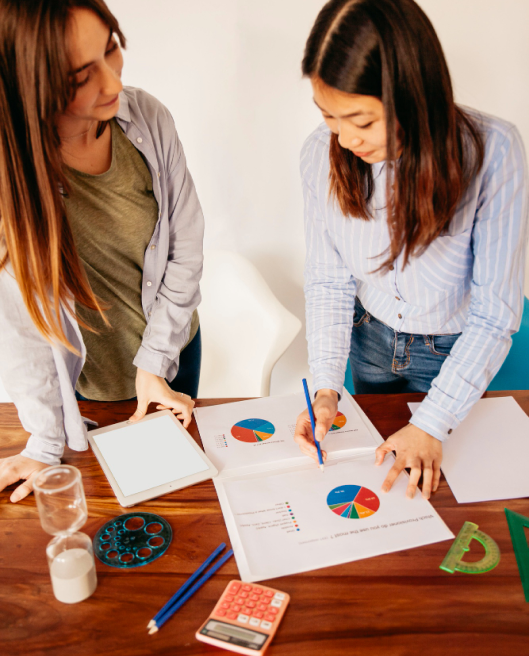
[76, 326, 202, 401]
[349, 298, 461, 394]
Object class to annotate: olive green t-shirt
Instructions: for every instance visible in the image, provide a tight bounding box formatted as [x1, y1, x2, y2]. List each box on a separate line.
[64, 120, 198, 400]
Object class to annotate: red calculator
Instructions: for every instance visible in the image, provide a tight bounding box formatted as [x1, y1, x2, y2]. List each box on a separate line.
[196, 580, 290, 655]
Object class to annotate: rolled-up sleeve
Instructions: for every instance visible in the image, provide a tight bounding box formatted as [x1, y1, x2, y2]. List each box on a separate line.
[411, 126, 529, 440]
[302, 134, 356, 395]
[133, 117, 204, 379]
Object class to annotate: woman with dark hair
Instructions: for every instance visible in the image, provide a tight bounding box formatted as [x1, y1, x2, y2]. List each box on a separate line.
[294, 0, 527, 498]
[0, 0, 203, 501]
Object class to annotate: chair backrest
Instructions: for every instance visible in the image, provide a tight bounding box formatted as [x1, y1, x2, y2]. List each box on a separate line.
[198, 250, 302, 398]
[0, 376, 12, 403]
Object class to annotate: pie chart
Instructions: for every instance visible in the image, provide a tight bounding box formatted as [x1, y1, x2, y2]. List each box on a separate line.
[329, 412, 347, 432]
[327, 485, 380, 519]
[231, 418, 275, 443]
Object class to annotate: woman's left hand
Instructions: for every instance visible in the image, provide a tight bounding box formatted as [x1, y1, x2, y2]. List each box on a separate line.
[375, 424, 443, 499]
[130, 368, 195, 427]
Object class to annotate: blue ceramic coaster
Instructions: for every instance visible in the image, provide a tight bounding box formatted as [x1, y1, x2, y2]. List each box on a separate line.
[93, 512, 172, 568]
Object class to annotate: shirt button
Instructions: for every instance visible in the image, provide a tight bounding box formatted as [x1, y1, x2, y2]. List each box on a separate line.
[150, 245, 156, 250]
[137, 137, 143, 143]
[395, 296, 400, 301]
[398, 313, 402, 319]
[389, 265, 394, 271]
[448, 429, 453, 435]
[146, 281, 152, 287]
[148, 312, 151, 317]
[157, 171, 160, 178]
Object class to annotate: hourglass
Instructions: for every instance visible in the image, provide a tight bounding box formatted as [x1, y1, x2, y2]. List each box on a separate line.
[34, 465, 97, 604]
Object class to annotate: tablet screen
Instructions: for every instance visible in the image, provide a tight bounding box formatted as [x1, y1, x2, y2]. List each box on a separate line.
[92, 415, 209, 497]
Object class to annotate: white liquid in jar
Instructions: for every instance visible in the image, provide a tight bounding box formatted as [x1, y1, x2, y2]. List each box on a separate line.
[50, 548, 97, 604]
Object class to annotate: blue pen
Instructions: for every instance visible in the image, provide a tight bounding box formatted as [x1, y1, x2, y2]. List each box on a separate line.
[302, 378, 324, 472]
[147, 542, 226, 630]
[149, 549, 234, 634]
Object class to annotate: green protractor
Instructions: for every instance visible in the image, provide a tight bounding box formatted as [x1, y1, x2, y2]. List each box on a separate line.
[440, 521, 501, 574]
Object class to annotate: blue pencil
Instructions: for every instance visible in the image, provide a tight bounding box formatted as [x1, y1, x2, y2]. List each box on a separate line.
[302, 378, 325, 472]
[149, 549, 234, 634]
[147, 542, 226, 629]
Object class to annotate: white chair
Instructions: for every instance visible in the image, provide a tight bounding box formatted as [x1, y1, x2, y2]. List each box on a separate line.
[0, 376, 12, 403]
[198, 249, 302, 398]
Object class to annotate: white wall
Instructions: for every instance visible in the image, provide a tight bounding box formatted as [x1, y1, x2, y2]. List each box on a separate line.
[107, 0, 529, 395]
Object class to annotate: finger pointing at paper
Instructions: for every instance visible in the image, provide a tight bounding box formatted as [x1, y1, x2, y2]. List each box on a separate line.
[130, 369, 195, 427]
[375, 424, 443, 500]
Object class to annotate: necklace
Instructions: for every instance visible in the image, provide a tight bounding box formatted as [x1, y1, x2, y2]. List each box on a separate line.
[59, 121, 96, 141]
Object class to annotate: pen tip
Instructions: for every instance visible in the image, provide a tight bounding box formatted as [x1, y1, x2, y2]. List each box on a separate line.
[147, 620, 154, 629]
[319, 464, 324, 472]
[148, 626, 158, 635]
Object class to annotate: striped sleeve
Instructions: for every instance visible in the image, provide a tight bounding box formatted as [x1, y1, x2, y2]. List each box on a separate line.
[301, 133, 356, 395]
[411, 126, 529, 440]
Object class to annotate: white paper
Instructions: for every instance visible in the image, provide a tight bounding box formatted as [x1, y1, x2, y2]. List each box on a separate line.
[215, 454, 453, 582]
[408, 396, 529, 503]
[194, 391, 382, 477]
[92, 415, 209, 497]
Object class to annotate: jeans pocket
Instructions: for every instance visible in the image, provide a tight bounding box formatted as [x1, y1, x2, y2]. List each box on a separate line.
[427, 333, 461, 357]
[353, 299, 371, 327]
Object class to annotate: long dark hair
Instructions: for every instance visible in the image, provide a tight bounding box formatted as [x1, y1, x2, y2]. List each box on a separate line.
[0, 0, 125, 350]
[302, 0, 484, 270]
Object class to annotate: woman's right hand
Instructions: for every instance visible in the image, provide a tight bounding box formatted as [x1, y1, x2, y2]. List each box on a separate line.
[293, 389, 339, 462]
[0, 454, 51, 503]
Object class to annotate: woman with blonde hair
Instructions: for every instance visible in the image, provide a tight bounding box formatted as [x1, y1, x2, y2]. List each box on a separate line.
[0, 0, 203, 501]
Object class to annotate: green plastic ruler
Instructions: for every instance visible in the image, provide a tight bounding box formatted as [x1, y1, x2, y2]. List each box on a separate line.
[440, 521, 500, 574]
[504, 508, 529, 602]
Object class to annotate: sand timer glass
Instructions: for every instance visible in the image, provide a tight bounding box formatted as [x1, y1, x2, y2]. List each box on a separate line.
[33, 465, 97, 604]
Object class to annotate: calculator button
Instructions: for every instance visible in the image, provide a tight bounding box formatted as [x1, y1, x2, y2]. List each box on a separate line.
[242, 584, 252, 591]
[229, 582, 241, 594]
[250, 594, 260, 601]
[273, 592, 286, 600]
[253, 587, 263, 594]
[264, 590, 274, 597]
[238, 614, 249, 623]
[243, 608, 253, 616]
[232, 604, 242, 612]
[217, 609, 227, 617]
[253, 611, 264, 619]
[227, 612, 238, 620]
[246, 601, 256, 609]
[268, 607, 279, 615]
[270, 599, 282, 608]
[221, 602, 231, 609]
[260, 621, 272, 630]
[225, 595, 235, 602]
[264, 614, 276, 622]
[236, 597, 245, 605]
[240, 591, 249, 598]
[258, 604, 268, 611]
[249, 617, 260, 627]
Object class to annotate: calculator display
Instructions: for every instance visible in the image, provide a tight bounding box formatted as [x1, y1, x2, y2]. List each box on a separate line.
[201, 620, 268, 649]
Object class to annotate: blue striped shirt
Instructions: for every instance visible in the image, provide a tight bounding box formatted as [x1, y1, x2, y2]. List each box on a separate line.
[301, 108, 528, 441]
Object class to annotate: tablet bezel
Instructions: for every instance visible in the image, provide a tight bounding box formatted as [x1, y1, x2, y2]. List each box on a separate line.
[87, 410, 218, 507]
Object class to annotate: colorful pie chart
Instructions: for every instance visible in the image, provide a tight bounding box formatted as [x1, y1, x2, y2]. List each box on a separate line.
[329, 412, 347, 432]
[327, 485, 380, 519]
[231, 418, 275, 443]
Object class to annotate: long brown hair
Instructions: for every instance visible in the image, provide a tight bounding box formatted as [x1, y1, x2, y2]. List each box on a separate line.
[0, 0, 125, 350]
[302, 0, 485, 270]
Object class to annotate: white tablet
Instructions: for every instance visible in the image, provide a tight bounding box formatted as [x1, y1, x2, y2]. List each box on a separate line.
[87, 410, 218, 507]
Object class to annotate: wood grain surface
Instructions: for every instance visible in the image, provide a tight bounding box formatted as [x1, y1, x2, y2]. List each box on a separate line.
[1, 392, 528, 656]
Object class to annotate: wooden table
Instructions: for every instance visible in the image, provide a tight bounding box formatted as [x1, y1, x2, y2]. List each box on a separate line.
[1, 391, 528, 656]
